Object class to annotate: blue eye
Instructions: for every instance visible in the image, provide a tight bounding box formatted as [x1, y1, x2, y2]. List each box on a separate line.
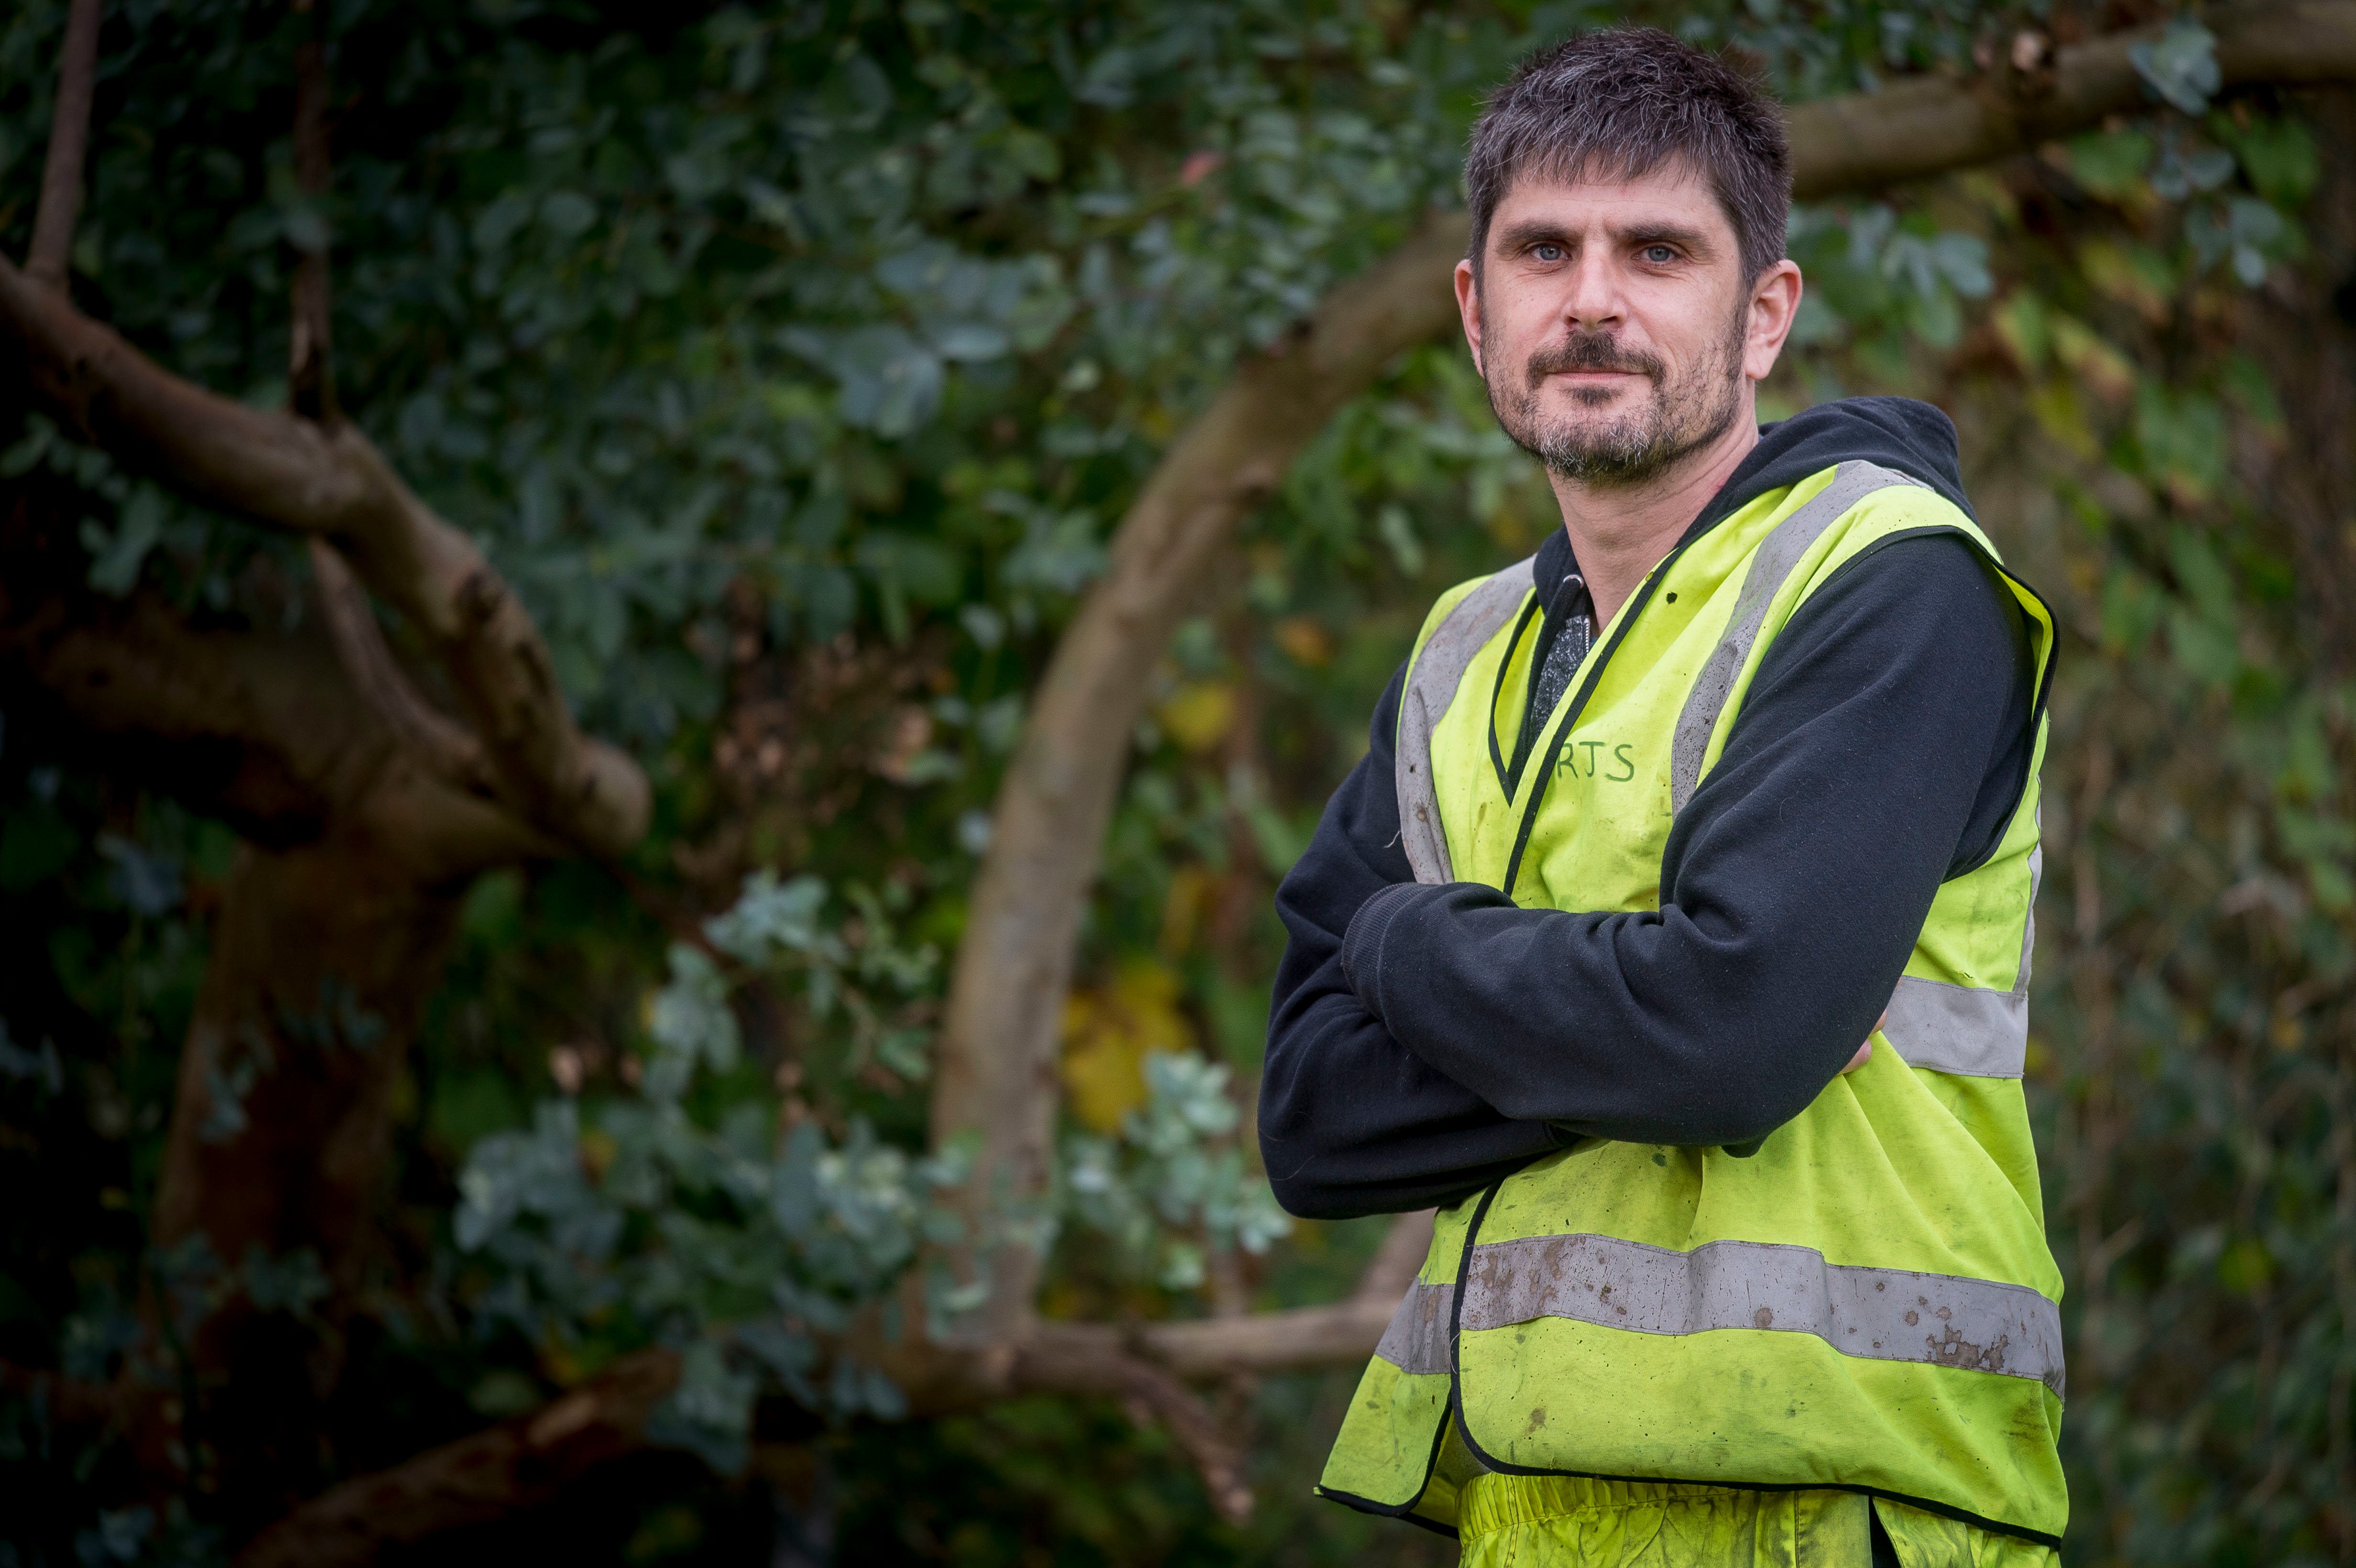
[1643, 244, 1677, 264]
[1535, 243, 1565, 262]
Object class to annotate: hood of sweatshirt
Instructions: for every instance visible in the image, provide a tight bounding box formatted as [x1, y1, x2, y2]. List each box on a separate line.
[1693, 393, 1974, 534]
[1529, 395, 1974, 594]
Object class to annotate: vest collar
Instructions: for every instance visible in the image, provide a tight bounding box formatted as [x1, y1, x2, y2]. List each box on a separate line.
[1673, 395, 1978, 557]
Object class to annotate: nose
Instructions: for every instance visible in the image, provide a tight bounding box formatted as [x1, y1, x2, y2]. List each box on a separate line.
[1559, 247, 1626, 333]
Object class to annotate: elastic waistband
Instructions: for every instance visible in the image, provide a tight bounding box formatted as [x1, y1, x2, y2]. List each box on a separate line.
[1458, 1474, 1799, 1537]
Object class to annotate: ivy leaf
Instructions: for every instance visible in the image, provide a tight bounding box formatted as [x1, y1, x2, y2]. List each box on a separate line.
[470, 190, 534, 254]
[645, 944, 740, 1099]
[539, 190, 597, 239]
[81, 485, 166, 597]
[823, 325, 946, 437]
[930, 322, 1010, 361]
[704, 870, 830, 964]
[97, 834, 183, 917]
[2129, 19, 2220, 116]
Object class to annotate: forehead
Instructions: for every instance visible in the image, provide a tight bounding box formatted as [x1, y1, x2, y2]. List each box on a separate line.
[1486, 159, 1732, 244]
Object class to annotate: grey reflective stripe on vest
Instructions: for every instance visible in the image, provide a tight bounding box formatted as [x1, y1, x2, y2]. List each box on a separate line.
[1886, 844, 2041, 1078]
[1372, 1279, 1455, 1376]
[1456, 1232, 2065, 1399]
[1395, 557, 1536, 884]
[1668, 461, 1928, 815]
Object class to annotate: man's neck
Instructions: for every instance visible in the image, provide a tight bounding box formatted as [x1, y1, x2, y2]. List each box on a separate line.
[1548, 399, 1760, 630]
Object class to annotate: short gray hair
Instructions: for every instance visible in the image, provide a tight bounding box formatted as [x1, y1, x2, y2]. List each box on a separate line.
[1465, 29, 1791, 283]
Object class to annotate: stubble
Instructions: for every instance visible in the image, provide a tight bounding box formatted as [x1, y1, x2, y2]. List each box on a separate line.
[1485, 303, 1750, 487]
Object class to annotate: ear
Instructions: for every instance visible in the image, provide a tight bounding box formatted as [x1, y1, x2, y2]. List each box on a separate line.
[1743, 259, 1804, 382]
[1453, 258, 1485, 379]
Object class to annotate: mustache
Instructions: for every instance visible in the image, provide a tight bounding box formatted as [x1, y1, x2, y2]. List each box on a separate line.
[1525, 333, 1665, 388]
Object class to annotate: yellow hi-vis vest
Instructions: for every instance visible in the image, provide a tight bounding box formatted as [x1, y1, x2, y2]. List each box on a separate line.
[1315, 461, 2066, 1550]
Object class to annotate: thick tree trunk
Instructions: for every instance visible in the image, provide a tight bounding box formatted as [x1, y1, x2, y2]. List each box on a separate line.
[0, 471, 549, 1529]
[2254, 87, 2356, 671]
[151, 833, 469, 1529]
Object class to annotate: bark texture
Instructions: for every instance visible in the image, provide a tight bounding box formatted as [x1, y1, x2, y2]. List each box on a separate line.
[26, 0, 99, 289]
[153, 840, 470, 1532]
[233, 1350, 687, 1568]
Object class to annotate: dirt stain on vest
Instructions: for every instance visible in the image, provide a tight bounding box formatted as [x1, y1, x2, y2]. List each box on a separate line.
[1928, 1327, 2010, 1373]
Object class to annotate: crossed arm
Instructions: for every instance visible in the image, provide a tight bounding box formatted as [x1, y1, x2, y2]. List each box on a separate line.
[1256, 534, 2035, 1220]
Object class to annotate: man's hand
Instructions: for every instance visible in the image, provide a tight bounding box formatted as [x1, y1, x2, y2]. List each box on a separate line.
[1841, 1008, 1890, 1074]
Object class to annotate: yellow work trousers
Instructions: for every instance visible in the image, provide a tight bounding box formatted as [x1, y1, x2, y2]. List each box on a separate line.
[1454, 1475, 2062, 1568]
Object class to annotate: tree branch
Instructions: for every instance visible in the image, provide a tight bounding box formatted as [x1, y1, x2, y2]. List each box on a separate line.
[927, 211, 1471, 1338]
[27, 0, 102, 289]
[929, 0, 2356, 1336]
[1012, 1345, 1256, 1524]
[0, 261, 649, 858]
[233, 1273, 1422, 1564]
[1790, 0, 2356, 198]
[1017, 1296, 1396, 1383]
[288, 5, 337, 423]
[1354, 1209, 1436, 1305]
[306, 537, 504, 810]
[232, 1349, 683, 1568]
[0, 512, 551, 873]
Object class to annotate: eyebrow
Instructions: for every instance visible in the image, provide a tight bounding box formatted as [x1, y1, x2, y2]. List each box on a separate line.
[1491, 217, 1720, 260]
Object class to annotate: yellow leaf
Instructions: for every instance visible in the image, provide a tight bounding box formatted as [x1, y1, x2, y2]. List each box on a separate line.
[1061, 958, 1196, 1133]
[1158, 681, 1236, 754]
[2029, 378, 2099, 460]
[1272, 615, 1333, 667]
[1159, 865, 1215, 958]
[2217, 1237, 2275, 1295]
[579, 1127, 619, 1183]
[1992, 292, 2049, 373]
[538, 1343, 585, 1388]
[2049, 315, 2137, 404]
[2077, 240, 2174, 325]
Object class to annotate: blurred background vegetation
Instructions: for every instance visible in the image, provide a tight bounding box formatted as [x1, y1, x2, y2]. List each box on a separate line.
[2, 0, 2354, 1563]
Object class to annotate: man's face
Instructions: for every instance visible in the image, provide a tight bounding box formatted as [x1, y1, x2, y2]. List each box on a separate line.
[1456, 163, 1790, 487]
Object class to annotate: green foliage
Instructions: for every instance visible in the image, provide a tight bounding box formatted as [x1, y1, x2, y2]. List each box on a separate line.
[448, 872, 958, 1460]
[4, 0, 2354, 1561]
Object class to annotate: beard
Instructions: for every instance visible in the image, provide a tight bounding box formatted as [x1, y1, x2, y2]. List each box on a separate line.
[1485, 305, 1749, 487]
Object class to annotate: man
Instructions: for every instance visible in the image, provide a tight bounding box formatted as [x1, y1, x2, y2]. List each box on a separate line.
[1258, 29, 2063, 1568]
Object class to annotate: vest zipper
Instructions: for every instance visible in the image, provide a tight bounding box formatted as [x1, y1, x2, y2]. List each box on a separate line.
[1483, 595, 1547, 797]
[1499, 544, 1693, 899]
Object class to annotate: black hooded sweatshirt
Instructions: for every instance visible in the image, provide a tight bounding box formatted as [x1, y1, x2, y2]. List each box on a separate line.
[1257, 398, 2040, 1220]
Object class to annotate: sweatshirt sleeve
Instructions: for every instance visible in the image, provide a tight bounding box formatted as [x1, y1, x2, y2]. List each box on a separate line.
[1256, 664, 1568, 1220]
[1335, 533, 2037, 1149]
